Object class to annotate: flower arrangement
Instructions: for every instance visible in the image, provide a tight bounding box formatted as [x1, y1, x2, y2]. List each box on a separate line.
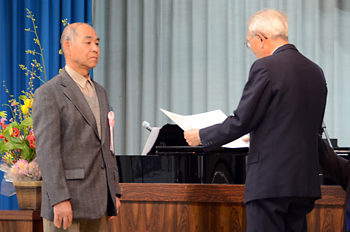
[0, 75, 41, 181]
[0, 9, 45, 181]
[0, 10, 69, 183]
[0, 72, 41, 181]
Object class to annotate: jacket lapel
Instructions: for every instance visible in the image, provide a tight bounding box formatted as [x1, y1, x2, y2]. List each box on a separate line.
[60, 69, 100, 140]
[95, 82, 107, 143]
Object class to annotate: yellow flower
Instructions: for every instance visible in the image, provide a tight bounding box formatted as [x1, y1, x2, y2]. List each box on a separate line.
[24, 99, 33, 108]
[21, 105, 29, 114]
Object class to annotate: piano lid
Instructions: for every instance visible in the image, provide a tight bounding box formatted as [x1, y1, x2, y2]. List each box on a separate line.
[155, 146, 249, 155]
[143, 123, 249, 155]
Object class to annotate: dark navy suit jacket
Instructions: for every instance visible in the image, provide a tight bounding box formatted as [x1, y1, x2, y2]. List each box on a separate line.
[200, 44, 327, 203]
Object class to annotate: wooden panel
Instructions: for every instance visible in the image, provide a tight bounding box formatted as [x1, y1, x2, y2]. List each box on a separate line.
[113, 184, 345, 232]
[119, 183, 345, 205]
[0, 210, 42, 220]
[1, 221, 35, 232]
[0, 210, 43, 232]
[306, 185, 344, 232]
[110, 202, 246, 232]
[0, 185, 345, 232]
[307, 205, 344, 232]
[317, 185, 345, 205]
[119, 183, 245, 203]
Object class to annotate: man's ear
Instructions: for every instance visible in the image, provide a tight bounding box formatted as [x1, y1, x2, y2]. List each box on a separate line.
[257, 33, 266, 48]
[63, 41, 71, 54]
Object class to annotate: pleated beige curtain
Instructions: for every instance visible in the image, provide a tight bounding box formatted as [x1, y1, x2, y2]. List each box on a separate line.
[93, 0, 350, 155]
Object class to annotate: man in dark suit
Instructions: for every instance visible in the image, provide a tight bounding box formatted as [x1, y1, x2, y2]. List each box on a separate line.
[318, 135, 350, 232]
[184, 9, 327, 232]
[33, 23, 121, 232]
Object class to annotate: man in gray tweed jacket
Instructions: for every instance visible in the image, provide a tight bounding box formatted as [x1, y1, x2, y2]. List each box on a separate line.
[33, 23, 121, 232]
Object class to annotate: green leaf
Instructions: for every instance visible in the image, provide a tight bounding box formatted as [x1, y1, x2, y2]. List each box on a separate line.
[8, 136, 24, 144]
[0, 140, 6, 153]
[0, 138, 26, 152]
[0, 111, 7, 118]
[20, 144, 33, 161]
[9, 121, 20, 128]
[19, 95, 27, 101]
[21, 117, 33, 127]
[3, 126, 12, 139]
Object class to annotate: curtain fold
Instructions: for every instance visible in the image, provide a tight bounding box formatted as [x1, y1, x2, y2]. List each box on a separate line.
[0, 0, 92, 210]
[94, 0, 350, 155]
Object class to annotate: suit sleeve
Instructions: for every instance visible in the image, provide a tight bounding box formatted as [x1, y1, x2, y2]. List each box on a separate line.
[113, 152, 121, 198]
[318, 135, 350, 191]
[200, 60, 272, 152]
[98, 86, 122, 198]
[33, 86, 71, 206]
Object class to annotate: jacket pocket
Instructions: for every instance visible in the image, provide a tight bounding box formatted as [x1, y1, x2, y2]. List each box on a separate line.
[65, 168, 85, 180]
[247, 151, 259, 165]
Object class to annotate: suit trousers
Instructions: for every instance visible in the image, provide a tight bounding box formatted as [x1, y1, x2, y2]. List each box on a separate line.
[246, 197, 316, 232]
[43, 212, 108, 232]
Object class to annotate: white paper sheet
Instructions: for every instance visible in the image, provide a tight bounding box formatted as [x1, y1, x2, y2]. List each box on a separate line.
[160, 108, 227, 131]
[160, 108, 249, 148]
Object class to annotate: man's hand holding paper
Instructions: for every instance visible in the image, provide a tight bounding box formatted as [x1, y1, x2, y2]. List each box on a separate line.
[184, 129, 201, 146]
[160, 108, 249, 148]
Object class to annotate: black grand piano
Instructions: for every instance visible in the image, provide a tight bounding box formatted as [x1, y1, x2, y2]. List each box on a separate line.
[116, 124, 249, 184]
[115, 124, 350, 185]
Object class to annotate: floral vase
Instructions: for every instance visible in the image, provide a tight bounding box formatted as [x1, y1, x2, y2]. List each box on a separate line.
[13, 181, 42, 210]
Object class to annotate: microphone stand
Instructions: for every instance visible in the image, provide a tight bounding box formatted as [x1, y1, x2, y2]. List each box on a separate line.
[322, 122, 333, 148]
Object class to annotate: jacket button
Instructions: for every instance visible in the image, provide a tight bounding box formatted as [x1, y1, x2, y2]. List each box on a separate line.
[101, 165, 105, 169]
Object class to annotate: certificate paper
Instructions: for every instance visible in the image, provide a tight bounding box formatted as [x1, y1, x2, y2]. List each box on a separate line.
[160, 108, 249, 148]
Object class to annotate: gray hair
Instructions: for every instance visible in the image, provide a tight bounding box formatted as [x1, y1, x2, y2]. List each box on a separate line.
[60, 23, 88, 55]
[248, 9, 289, 41]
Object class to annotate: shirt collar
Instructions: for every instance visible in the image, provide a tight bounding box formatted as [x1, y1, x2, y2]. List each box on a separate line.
[65, 65, 93, 89]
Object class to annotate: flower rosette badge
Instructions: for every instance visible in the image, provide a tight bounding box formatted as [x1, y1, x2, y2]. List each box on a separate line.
[108, 111, 115, 152]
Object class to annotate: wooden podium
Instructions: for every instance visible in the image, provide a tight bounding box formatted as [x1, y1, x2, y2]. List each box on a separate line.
[111, 184, 345, 232]
[0, 184, 345, 232]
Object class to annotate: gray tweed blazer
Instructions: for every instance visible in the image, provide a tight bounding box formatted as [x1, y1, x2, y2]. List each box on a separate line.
[33, 69, 121, 220]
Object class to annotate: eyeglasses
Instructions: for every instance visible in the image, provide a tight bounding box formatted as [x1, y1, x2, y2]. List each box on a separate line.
[244, 34, 268, 49]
